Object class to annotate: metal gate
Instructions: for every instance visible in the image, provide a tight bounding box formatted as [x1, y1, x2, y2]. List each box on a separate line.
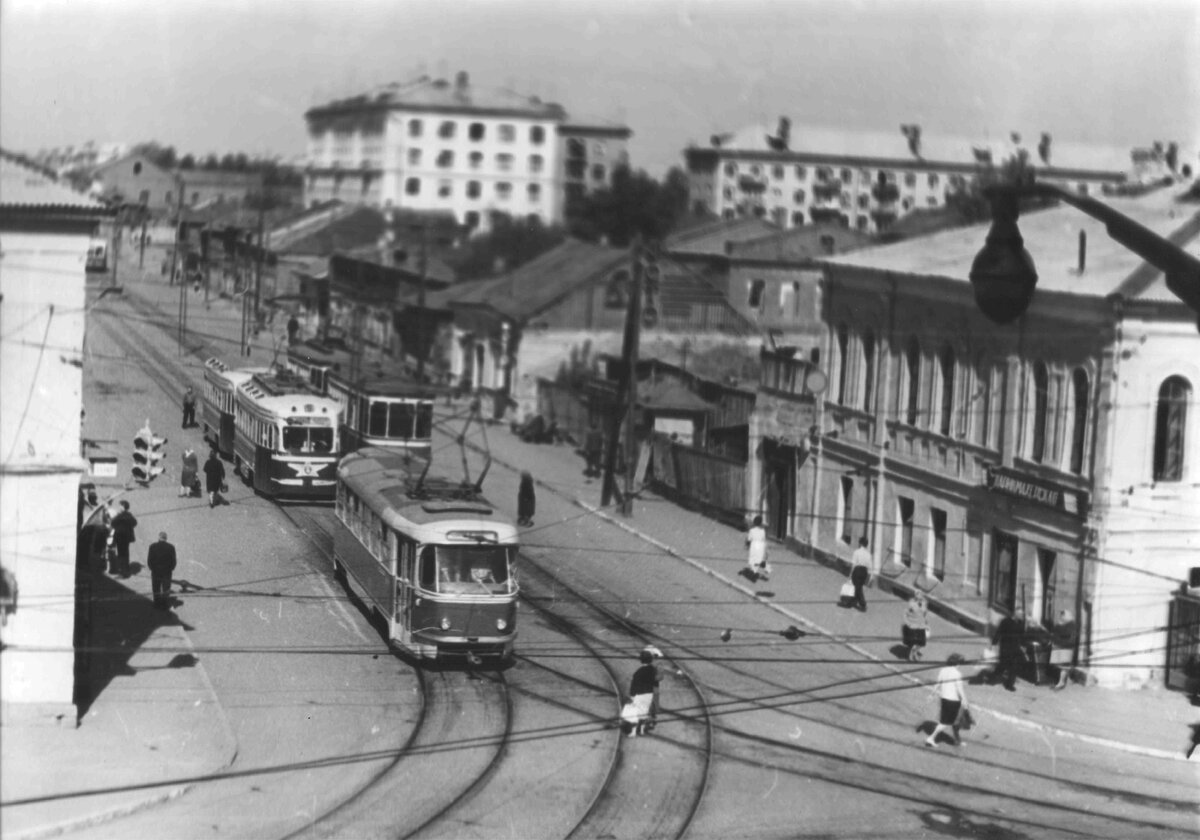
[1165, 592, 1200, 693]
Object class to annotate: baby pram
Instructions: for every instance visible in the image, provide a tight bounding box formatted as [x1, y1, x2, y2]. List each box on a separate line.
[902, 624, 928, 661]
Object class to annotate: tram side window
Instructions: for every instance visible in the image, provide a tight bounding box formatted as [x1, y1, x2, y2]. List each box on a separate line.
[418, 546, 437, 590]
[368, 401, 389, 437]
[416, 403, 433, 439]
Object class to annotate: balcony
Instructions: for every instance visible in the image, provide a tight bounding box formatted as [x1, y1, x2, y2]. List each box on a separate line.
[738, 175, 768, 194]
[811, 180, 842, 202]
[871, 182, 900, 204]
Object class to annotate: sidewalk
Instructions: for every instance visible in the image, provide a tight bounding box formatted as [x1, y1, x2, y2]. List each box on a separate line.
[116, 249, 1199, 761]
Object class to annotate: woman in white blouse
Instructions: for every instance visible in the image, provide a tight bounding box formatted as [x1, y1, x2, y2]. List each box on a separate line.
[926, 653, 968, 748]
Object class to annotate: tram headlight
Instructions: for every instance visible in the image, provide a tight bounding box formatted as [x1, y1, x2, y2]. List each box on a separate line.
[495, 618, 507, 631]
[440, 616, 451, 631]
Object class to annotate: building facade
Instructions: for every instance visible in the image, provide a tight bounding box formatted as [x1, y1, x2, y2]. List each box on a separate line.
[1, 151, 110, 721]
[304, 72, 630, 231]
[685, 120, 1142, 235]
[747, 183, 1200, 689]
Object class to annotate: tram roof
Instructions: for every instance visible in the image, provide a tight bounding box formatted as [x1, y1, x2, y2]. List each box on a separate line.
[328, 369, 437, 399]
[203, 358, 271, 387]
[237, 379, 341, 418]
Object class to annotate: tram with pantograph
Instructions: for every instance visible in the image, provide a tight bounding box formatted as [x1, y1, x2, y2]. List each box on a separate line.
[334, 446, 518, 664]
[202, 357, 270, 459]
[232, 368, 342, 500]
[286, 341, 436, 456]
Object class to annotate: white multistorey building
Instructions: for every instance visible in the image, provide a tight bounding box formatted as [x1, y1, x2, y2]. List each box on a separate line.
[685, 119, 1184, 235]
[750, 180, 1200, 689]
[304, 72, 631, 232]
[0, 150, 110, 721]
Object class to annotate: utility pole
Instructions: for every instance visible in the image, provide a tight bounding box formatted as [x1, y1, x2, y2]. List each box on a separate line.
[416, 224, 428, 382]
[138, 210, 147, 270]
[601, 236, 644, 515]
[253, 201, 265, 336]
[110, 205, 123, 291]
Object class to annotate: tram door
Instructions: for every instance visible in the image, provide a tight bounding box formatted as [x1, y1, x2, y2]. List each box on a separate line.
[395, 535, 417, 648]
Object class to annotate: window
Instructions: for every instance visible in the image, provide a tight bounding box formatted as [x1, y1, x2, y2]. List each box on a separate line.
[897, 497, 914, 566]
[528, 183, 541, 202]
[133, 161, 143, 175]
[938, 345, 955, 436]
[497, 153, 513, 172]
[772, 165, 784, 179]
[467, 180, 481, 199]
[529, 154, 544, 173]
[724, 162, 738, 176]
[840, 168, 852, 182]
[469, 122, 486, 141]
[438, 120, 456, 139]
[165, 191, 172, 205]
[604, 270, 630, 309]
[438, 180, 452, 198]
[904, 172, 917, 187]
[833, 324, 850, 404]
[469, 151, 483, 169]
[791, 211, 805, 226]
[905, 338, 921, 425]
[568, 138, 586, 159]
[140, 189, 151, 205]
[857, 194, 869, 209]
[191, 192, 199, 204]
[856, 216, 869, 231]
[750, 164, 761, 176]
[1069, 368, 1089, 474]
[405, 177, 420, 196]
[593, 142, 606, 157]
[991, 531, 1019, 613]
[1153, 376, 1191, 482]
[408, 149, 422, 166]
[436, 150, 454, 168]
[498, 124, 515, 142]
[772, 207, 787, 226]
[791, 281, 801, 318]
[530, 126, 545, 144]
[974, 361, 993, 448]
[931, 509, 947, 581]
[1031, 361, 1049, 463]
[794, 165, 807, 180]
[861, 333, 875, 412]
[793, 189, 806, 204]
[1037, 548, 1057, 627]
[464, 210, 480, 230]
[408, 119, 423, 138]
[859, 168, 871, 182]
[723, 187, 734, 200]
[839, 477, 854, 545]
[928, 173, 940, 188]
[592, 164, 607, 181]
[496, 182, 512, 200]
[748, 279, 766, 310]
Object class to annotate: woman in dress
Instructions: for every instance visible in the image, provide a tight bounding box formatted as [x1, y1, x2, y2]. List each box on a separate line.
[926, 653, 969, 748]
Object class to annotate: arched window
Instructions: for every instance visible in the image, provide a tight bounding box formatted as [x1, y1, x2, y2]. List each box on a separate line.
[938, 345, 955, 436]
[1069, 368, 1089, 474]
[835, 325, 850, 404]
[974, 358, 993, 448]
[1153, 376, 1191, 482]
[861, 333, 876, 412]
[905, 338, 921, 426]
[1031, 362, 1049, 463]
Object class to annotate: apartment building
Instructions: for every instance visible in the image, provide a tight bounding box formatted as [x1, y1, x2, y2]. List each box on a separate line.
[304, 72, 631, 231]
[747, 182, 1200, 689]
[685, 120, 1146, 234]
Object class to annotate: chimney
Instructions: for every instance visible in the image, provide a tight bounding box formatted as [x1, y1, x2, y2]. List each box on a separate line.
[1077, 229, 1087, 274]
[455, 71, 469, 91]
[777, 117, 791, 150]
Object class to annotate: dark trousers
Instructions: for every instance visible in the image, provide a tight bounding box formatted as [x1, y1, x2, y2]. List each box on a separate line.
[182, 404, 196, 428]
[151, 574, 172, 608]
[850, 567, 869, 611]
[995, 651, 1021, 688]
[112, 539, 131, 576]
[584, 452, 601, 477]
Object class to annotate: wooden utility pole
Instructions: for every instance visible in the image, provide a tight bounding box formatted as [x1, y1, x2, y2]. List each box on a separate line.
[416, 224, 428, 382]
[253, 202, 265, 335]
[601, 237, 643, 514]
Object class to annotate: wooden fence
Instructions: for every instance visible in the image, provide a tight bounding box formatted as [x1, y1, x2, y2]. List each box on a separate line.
[648, 432, 746, 524]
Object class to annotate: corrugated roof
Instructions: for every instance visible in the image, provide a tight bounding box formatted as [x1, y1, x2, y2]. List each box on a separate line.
[821, 182, 1200, 301]
[1, 148, 106, 210]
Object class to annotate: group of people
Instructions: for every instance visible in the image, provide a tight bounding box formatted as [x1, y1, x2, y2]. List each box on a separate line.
[93, 500, 179, 610]
[177, 445, 227, 508]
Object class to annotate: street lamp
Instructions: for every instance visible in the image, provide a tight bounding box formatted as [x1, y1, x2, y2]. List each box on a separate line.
[969, 181, 1200, 327]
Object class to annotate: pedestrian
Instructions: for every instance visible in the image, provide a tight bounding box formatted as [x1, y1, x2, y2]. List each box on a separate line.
[583, 421, 604, 478]
[146, 532, 178, 610]
[744, 515, 770, 581]
[203, 449, 226, 508]
[287, 315, 300, 345]
[903, 593, 930, 661]
[109, 500, 138, 577]
[627, 646, 662, 736]
[926, 653, 969, 748]
[850, 537, 872, 612]
[179, 446, 199, 498]
[992, 608, 1027, 692]
[1049, 609, 1078, 690]
[517, 471, 536, 526]
[182, 386, 197, 429]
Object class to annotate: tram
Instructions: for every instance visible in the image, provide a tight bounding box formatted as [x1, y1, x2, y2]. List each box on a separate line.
[286, 341, 436, 455]
[231, 368, 342, 500]
[201, 358, 270, 459]
[333, 446, 518, 663]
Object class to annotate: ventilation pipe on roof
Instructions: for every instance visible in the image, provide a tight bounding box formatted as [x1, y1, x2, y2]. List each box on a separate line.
[1078, 229, 1087, 274]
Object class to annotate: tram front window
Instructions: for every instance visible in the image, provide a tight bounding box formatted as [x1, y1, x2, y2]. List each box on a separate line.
[387, 403, 414, 439]
[283, 426, 334, 454]
[418, 544, 514, 594]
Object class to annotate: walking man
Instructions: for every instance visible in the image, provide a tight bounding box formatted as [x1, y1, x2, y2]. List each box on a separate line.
[203, 449, 226, 508]
[109, 500, 138, 577]
[744, 515, 770, 581]
[182, 386, 197, 429]
[147, 532, 178, 610]
[992, 608, 1027, 691]
[583, 421, 604, 478]
[850, 536, 872, 612]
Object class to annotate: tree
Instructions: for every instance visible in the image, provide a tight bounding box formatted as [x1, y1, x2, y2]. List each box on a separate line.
[201, 154, 220, 170]
[445, 213, 566, 280]
[179, 154, 196, 170]
[566, 164, 692, 247]
[131, 141, 177, 170]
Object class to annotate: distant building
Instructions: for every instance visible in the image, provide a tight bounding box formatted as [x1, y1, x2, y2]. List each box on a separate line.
[303, 71, 631, 232]
[91, 153, 266, 215]
[175, 168, 265, 209]
[684, 120, 1154, 235]
[0, 150, 111, 722]
[34, 141, 128, 177]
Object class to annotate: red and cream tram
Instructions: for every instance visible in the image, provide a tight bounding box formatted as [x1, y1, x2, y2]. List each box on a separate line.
[232, 369, 342, 500]
[334, 447, 518, 663]
[201, 358, 270, 459]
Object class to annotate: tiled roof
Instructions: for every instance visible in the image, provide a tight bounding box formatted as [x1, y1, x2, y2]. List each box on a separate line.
[1, 148, 107, 210]
[821, 182, 1200, 302]
[700, 122, 1134, 175]
[309, 74, 566, 120]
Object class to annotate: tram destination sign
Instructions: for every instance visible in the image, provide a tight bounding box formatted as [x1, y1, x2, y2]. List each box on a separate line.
[985, 466, 1089, 517]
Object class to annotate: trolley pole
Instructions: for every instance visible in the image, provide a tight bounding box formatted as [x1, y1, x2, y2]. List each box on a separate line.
[601, 236, 643, 514]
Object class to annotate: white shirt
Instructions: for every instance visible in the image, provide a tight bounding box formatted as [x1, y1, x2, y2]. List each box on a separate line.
[851, 546, 871, 570]
[935, 665, 965, 702]
[746, 526, 767, 565]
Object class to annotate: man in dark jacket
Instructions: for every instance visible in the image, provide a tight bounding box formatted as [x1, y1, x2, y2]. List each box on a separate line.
[109, 501, 138, 577]
[583, 422, 604, 478]
[992, 609, 1027, 691]
[203, 449, 226, 508]
[147, 532, 178, 610]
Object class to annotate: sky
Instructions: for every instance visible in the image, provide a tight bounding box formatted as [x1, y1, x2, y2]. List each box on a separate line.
[2, 0, 1197, 176]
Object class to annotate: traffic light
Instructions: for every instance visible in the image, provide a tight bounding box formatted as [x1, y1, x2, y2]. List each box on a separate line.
[132, 420, 167, 483]
[640, 247, 660, 329]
